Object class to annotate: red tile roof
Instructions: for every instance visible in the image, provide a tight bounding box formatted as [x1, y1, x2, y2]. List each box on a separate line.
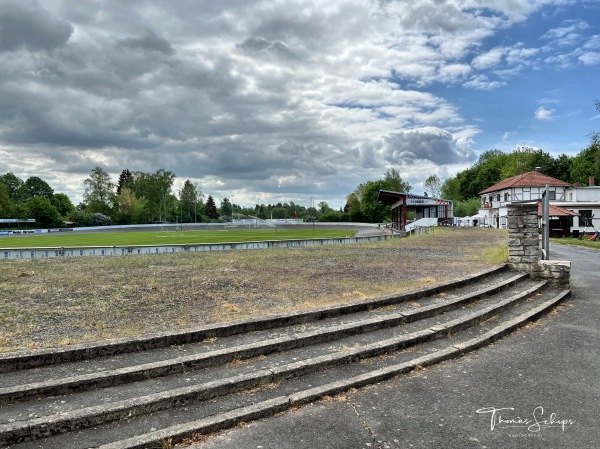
[479, 171, 571, 194]
[538, 202, 579, 217]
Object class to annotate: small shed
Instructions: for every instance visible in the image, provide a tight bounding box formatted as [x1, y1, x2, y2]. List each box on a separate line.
[378, 190, 453, 231]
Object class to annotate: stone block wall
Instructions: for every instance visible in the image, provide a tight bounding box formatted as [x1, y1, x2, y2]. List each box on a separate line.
[507, 203, 570, 285]
[507, 203, 540, 266]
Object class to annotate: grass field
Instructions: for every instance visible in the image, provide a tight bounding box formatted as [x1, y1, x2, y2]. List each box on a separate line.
[0, 229, 358, 248]
[0, 228, 508, 352]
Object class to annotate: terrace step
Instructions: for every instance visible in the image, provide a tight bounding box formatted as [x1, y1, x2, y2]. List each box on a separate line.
[0, 266, 511, 373]
[0, 270, 525, 403]
[0, 268, 570, 448]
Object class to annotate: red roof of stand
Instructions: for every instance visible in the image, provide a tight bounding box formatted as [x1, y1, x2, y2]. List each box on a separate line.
[479, 171, 571, 194]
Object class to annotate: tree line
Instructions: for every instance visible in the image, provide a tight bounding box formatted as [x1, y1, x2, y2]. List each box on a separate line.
[0, 164, 417, 227]
[0, 173, 74, 228]
[2, 144, 595, 227]
[442, 100, 600, 216]
[0, 167, 340, 228]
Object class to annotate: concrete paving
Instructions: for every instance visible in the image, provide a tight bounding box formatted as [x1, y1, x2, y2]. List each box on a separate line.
[194, 243, 599, 449]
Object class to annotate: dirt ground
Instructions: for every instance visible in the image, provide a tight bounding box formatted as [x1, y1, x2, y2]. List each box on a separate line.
[0, 227, 507, 353]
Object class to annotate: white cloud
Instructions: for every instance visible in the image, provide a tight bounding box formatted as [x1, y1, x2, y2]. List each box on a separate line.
[542, 20, 589, 42]
[463, 75, 505, 90]
[382, 126, 475, 165]
[505, 46, 539, 65]
[0, 0, 596, 207]
[535, 106, 555, 121]
[584, 34, 600, 49]
[472, 47, 506, 70]
[579, 52, 600, 64]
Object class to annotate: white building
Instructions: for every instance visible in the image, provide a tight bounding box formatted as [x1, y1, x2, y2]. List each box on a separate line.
[552, 183, 600, 234]
[478, 170, 570, 229]
[478, 170, 600, 236]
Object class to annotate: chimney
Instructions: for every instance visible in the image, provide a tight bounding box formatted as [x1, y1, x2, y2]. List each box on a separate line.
[590, 176, 595, 187]
[535, 167, 542, 173]
[575, 182, 581, 188]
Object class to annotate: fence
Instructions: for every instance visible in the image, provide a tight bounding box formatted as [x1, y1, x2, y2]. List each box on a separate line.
[1, 233, 399, 260]
[408, 226, 435, 237]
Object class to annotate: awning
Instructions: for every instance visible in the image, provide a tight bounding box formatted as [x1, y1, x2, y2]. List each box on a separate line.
[538, 202, 579, 217]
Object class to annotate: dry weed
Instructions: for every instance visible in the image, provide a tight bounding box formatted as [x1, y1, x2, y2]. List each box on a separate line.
[0, 228, 507, 352]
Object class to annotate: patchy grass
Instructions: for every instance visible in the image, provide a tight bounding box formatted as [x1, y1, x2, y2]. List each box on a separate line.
[550, 237, 600, 250]
[482, 242, 509, 264]
[0, 227, 507, 353]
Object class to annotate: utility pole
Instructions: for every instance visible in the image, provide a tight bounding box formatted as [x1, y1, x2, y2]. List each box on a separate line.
[310, 196, 315, 230]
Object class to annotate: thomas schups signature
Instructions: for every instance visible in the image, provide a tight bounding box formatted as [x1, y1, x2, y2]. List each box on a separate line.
[476, 406, 575, 432]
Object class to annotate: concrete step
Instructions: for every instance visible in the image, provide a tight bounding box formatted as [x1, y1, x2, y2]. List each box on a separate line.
[0, 278, 544, 425]
[4, 286, 569, 449]
[0, 271, 527, 404]
[0, 278, 568, 447]
[0, 266, 509, 373]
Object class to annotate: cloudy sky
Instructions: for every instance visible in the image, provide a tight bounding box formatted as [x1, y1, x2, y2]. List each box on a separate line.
[1, 0, 599, 209]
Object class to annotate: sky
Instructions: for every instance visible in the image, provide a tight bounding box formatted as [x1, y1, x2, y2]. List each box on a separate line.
[0, 0, 599, 209]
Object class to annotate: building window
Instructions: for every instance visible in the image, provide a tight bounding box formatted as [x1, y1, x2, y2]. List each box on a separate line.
[580, 210, 593, 226]
[548, 191, 556, 200]
[496, 194, 500, 202]
[569, 193, 573, 201]
[504, 192, 509, 202]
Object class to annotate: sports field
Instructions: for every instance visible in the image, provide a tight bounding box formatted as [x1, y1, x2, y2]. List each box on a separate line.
[0, 228, 358, 248]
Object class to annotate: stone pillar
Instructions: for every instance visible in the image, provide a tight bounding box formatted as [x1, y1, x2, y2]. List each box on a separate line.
[507, 203, 570, 285]
[507, 203, 539, 269]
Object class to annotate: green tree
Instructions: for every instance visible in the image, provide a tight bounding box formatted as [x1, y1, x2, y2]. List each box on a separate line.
[360, 180, 392, 223]
[51, 193, 75, 218]
[257, 204, 267, 219]
[440, 177, 461, 201]
[114, 188, 149, 224]
[424, 174, 442, 198]
[344, 193, 364, 221]
[220, 197, 233, 219]
[179, 180, 203, 223]
[317, 201, 331, 214]
[130, 169, 176, 222]
[551, 154, 572, 182]
[21, 197, 63, 228]
[83, 167, 115, 215]
[305, 206, 318, 222]
[204, 195, 218, 220]
[0, 181, 15, 218]
[116, 169, 134, 195]
[571, 138, 600, 186]
[68, 209, 92, 227]
[319, 210, 345, 222]
[23, 176, 54, 201]
[383, 168, 411, 192]
[453, 198, 481, 217]
[0, 173, 25, 204]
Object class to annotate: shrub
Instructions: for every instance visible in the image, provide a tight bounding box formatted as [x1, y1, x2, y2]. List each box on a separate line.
[90, 213, 112, 226]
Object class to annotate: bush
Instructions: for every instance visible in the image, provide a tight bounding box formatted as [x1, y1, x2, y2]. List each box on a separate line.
[454, 198, 481, 217]
[319, 211, 343, 222]
[67, 210, 93, 227]
[90, 213, 112, 226]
